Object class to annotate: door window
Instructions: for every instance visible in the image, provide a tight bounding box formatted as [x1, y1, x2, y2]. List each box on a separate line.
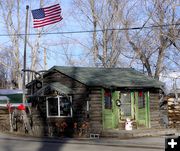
[104, 89, 112, 109]
[120, 92, 131, 118]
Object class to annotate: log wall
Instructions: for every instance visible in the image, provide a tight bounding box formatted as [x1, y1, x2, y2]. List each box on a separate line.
[43, 71, 89, 122]
[149, 93, 162, 128]
[29, 71, 91, 137]
[89, 88, 103, 134]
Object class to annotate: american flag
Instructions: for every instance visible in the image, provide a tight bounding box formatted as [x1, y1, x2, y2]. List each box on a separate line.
[31, 4, 63, 28]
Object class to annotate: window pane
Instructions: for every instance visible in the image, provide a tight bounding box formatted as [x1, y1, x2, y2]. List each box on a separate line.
[104, 90, 112, 109]
[47, 97, 58, 116]
[121, 104, 131, 116]
[120, 93, 131, 117]
[60, 97, 71, 116]
[138, 92, 145, 109]
[121, 93, 131, 103]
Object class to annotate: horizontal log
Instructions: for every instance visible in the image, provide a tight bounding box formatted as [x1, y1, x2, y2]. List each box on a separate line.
[90, 109, 102, 113]
[90, 114, 102, 118]
[150, 116, 160, 119]
[168, 105, 180, 108]
[150, 93, 159, 97]
[168, 113, 180, 115]
[168, 110, 180, 113]
[90, 99, 102, 102]
[90, 90, 101, 94]
[150, 111, 159, 115]
[90, 103, 102, 107]
[168, 98, 180, 102]
[90, 108, 102, 112]
[168, 115, 180, 118]
[168, 110, 179, 112]
[150, 107, 159, 110]
[168, 104, 180, 107]
[90, 97, 101, 101]
[149, 98, 159, 101]
[90, 117, 102, 121]
[168, 102, 180, 105]
[73, 94, 88, 99]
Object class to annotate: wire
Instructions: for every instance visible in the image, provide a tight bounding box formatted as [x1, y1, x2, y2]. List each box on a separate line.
[0, 23, 179, 37]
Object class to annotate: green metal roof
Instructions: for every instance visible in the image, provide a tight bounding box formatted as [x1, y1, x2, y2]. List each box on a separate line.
[48, 66, 164, 89]
[0, 94, 22, 103]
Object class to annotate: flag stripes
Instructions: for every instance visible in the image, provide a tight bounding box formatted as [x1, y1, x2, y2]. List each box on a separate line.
[32, 4, 63, 28]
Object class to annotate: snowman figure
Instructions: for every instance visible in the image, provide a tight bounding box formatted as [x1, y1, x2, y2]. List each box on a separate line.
[125, 118, 132, 130]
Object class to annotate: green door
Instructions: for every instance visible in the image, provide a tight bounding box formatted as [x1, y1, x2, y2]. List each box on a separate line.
[102, 89, 119, 129]
[135, 91, 150, 128]
[118, 91, 150, 129]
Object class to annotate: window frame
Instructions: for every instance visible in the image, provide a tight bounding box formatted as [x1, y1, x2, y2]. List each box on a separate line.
[46, 95, 73, 118]
[120, 92, 132, 119]
[104, 89, 112, 109]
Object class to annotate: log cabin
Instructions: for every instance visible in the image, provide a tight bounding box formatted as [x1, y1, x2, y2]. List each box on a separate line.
[24, 66, 166, 137]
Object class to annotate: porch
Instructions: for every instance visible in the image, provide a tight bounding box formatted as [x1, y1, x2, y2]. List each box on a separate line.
[103, 91, 152, 130]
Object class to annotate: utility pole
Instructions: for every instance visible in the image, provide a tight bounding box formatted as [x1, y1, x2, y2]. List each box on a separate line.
[44, 47, 47, 70]
[22, 5, 29, 105]
[21, 6, 33, 135]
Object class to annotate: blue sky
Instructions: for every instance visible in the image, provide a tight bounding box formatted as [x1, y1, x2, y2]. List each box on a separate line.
[0, 0, 179, 71]
[0, 0, 91, 69]
[30, 0, 90, 68]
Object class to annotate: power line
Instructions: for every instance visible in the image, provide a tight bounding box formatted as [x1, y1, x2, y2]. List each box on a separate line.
[0, 23, 179, 37]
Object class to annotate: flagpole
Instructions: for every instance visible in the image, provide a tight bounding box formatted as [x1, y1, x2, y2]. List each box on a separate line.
[23, 5, 29, 105]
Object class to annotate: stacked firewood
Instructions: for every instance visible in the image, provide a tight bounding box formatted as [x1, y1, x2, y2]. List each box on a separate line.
[168, 97, 180, 128]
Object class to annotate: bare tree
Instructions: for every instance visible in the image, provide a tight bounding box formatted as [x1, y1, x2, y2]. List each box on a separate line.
[73, 0, 127, 67]
[123, 0, 180, 79]
[0, 0, 56, 88]
[0, 0, 22, 88]
[0, 49, 11, 88]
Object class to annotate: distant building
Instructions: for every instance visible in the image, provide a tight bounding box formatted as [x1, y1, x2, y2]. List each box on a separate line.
[160, 71, 180, 93]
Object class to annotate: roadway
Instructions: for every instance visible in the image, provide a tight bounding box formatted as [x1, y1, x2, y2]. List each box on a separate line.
[0, 133, 165, 151]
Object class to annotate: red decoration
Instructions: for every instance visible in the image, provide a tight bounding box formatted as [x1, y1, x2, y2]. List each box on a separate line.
[7, 103, 12, 112]
[17, 104, 26, 111]
[104, 90, 111, 97]
[7, 103, 12, 109]
[139, 91, 143, 97]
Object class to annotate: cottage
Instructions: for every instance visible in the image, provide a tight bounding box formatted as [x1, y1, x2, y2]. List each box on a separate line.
[24, 66, 166, 137]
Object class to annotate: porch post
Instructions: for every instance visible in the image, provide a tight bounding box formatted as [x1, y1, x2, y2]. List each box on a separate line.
[130, 92, 135, 119]
[135, 92, 139, 127]
[145, 91, 150, 128]
[101, 88, 105, 129]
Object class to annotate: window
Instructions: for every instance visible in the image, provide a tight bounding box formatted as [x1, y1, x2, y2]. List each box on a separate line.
[46, 96, 72, 117]
[104, 89, 112, 109]
[47, 97, 59, 116]
[138, 91, 145, 109]
[120, 92, 131, 117]
[60, 97, 72, 116]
